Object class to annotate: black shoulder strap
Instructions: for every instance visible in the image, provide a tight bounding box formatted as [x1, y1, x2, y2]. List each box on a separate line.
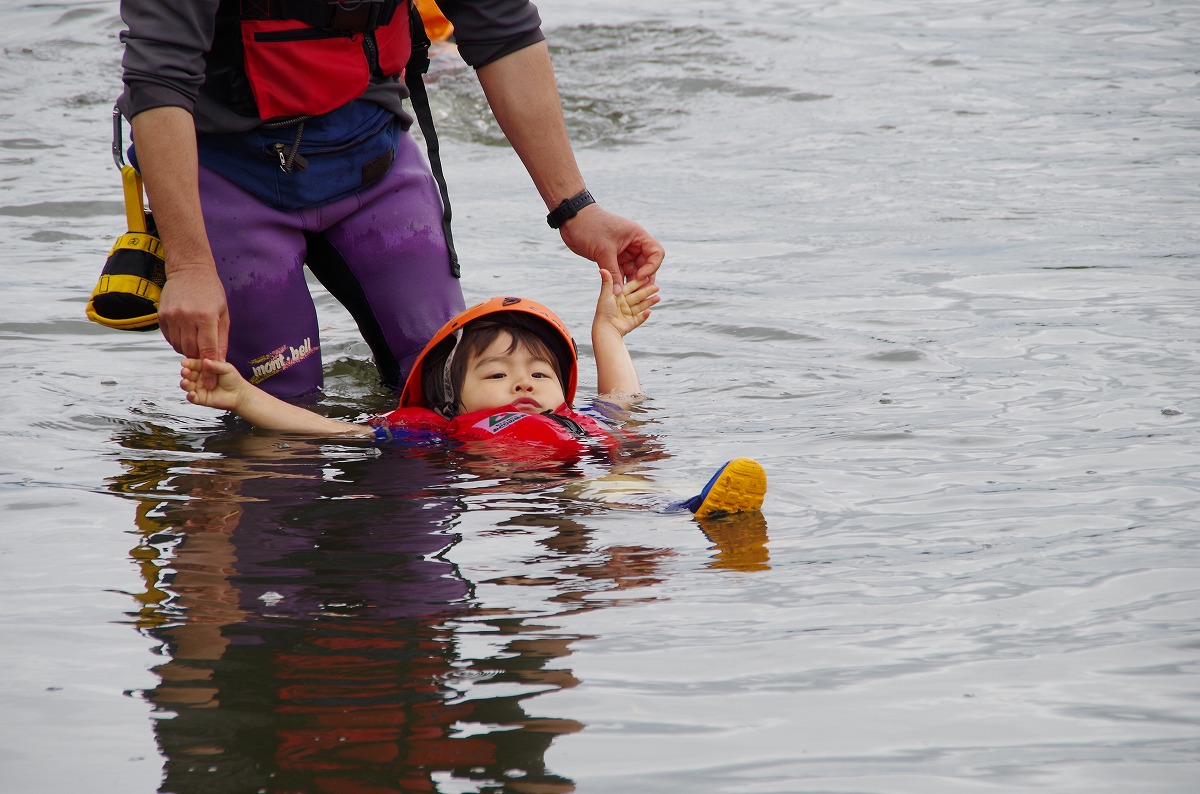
[240, 0, 401, 31]
[404, 4, 460, 277]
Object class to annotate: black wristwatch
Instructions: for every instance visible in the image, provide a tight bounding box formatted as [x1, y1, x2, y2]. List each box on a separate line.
[546, 189, 595, 229]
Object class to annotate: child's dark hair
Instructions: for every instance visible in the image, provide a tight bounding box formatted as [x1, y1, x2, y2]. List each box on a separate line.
[420, 313, 571, 417]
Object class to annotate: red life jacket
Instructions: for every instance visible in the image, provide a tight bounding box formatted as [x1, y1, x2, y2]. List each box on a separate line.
[235, 0, 413, 120]
[378, 403, 623, 460]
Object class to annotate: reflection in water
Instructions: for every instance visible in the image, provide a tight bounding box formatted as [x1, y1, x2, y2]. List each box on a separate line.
[108, 426, 765, 791]
[699, 513, 771, 573]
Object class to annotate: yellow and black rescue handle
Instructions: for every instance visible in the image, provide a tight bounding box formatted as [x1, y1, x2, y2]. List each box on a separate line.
[86, 107, 166, 332]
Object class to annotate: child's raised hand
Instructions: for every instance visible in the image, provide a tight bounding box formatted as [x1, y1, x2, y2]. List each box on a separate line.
[596, 268, 660, 337]
[180, 358, 246, 412]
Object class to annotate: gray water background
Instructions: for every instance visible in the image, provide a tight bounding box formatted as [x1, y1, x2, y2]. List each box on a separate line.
[2, 0, 1198, 791]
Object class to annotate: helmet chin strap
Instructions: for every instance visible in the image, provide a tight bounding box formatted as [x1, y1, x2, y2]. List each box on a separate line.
[438, 328, 464, 418]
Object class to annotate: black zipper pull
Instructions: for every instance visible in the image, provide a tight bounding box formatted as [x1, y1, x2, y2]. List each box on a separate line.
[543, 411, 588, 438]
[273, 143, 309, 173]
[363, 30, 381, 77]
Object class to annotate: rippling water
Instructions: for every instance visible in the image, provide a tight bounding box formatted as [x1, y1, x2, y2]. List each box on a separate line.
[2, 1, 1198, 792]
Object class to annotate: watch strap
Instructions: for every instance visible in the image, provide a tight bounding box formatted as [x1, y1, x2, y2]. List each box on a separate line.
[546, 189, 595, 229]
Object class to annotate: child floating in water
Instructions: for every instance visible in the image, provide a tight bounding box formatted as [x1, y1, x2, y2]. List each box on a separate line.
[180, 271, 766, 517]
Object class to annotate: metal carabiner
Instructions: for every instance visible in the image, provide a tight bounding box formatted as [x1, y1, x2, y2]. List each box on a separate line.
[112, 105, 127, 170]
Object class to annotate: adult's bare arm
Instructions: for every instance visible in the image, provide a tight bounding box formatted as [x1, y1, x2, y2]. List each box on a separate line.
[131, 106, 229, 369]
[475, 42, 664, 286]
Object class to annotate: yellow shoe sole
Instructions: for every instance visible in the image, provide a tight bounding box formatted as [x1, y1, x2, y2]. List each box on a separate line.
[694, 458, 767, 518]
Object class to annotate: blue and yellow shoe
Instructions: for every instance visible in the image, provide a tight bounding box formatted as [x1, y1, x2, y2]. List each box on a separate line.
[677, 458, 767, 517]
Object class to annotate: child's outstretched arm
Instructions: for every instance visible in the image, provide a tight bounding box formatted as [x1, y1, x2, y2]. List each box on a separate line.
[180, 358, 372, 436]
[592, 269, 659, 400]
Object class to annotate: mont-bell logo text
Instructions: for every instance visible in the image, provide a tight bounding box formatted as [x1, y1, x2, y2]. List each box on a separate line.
[249, 338, 317, 384]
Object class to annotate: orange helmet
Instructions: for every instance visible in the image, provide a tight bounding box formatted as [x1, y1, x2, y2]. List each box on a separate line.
[399, 296, 579, 416]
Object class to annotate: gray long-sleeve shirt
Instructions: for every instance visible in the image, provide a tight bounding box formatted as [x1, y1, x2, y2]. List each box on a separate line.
[118, 0, 545, 133]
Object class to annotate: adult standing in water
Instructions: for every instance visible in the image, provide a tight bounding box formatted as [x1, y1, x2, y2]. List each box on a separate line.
[118, 0, 664, 398]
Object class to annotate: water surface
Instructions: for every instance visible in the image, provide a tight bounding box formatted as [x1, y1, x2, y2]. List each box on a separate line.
[1, 1, 1198, 791]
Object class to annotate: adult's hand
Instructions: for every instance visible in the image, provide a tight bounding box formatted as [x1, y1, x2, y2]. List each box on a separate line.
[158, 265, 229, 365]
[559, 204, 664, 287]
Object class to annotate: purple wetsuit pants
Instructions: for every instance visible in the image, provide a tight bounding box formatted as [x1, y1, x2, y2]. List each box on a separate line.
[199, 130, 465, 398]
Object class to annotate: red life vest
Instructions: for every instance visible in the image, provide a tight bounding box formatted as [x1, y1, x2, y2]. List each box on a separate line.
[378, 403, 623, 460]
[236, 0, 413, 120]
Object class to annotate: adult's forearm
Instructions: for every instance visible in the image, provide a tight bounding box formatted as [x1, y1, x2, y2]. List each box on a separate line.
[133, 106, 231, 364]
[476, 41, 665, 285]
[130, 106, 215, 277]
[476, 41, 585, 209]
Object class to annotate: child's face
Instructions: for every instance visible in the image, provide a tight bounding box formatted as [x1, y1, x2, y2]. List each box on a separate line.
[457, 331, 566, 415]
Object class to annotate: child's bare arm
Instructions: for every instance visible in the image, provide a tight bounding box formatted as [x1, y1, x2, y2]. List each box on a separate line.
[180, 358, 372, 436]
[592, 270, 659, 400]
